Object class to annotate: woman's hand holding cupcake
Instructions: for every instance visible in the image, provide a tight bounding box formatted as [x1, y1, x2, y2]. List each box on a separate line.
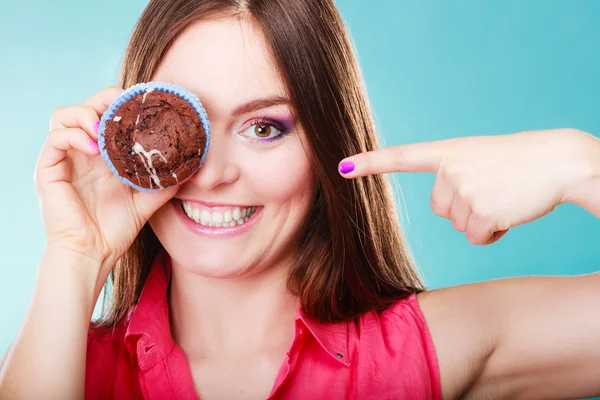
[2, 84, 208, 399]
[35, 86, 178, 293]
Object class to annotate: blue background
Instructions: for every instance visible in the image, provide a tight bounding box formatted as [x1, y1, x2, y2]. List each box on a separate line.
[1, 0, 599, 392]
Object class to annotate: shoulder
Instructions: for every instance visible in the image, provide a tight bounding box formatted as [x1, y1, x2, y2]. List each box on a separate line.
[381, 293, 428, 324]
[416, 284, 502, 399]
[379, 294, 440, 368]
[349, 294, 442, 398]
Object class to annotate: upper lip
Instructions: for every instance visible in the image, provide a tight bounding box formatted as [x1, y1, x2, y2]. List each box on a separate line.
[177, 198, 258, 208]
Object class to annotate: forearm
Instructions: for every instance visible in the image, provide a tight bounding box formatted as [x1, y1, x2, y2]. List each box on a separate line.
[0, 248, 101, 399]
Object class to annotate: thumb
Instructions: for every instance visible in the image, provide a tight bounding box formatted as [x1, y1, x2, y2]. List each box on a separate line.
[133, 186, 179, 222]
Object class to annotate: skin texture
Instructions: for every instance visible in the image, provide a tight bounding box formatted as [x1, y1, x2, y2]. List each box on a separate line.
[149, 18, 317, 280]
[147, 19, 318, 399]
[2, 14, 600, 400]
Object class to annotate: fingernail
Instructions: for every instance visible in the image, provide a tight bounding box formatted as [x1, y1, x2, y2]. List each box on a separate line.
[88, 140, 99, 151]
[93, 121, 100, 133]
[339, 161, 355, 174]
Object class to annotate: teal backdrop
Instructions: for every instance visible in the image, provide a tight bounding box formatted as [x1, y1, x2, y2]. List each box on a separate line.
[1, 0, 599, 394]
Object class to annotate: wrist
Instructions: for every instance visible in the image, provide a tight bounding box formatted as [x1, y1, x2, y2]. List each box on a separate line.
[39, 246, 104, 308]
[561, 130, 600, 216]
[42, 244, 103, 273]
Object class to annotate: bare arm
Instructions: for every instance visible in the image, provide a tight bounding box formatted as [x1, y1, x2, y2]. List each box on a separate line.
[0, 347, 8, 373]
[0, 249, 101, 399]
[419, 272, 600, 399]
[0, 87, 174, 399]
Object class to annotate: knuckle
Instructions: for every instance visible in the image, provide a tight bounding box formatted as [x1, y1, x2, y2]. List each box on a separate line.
[496, 220, 510, 232]
[80, 104, 98, 120]
[104, 86, 125, 101]
[430, 196, 446, 217]
[50, 106, 67, 125]
[457, 186, 474, 203]
[35, 168, 50, 189]
[47, 128, 61, 140]
[470, 204, 490, 222]
[72, 103, 92, 115]
[444, 165, 460, 179]
[80, 103, 94, 113]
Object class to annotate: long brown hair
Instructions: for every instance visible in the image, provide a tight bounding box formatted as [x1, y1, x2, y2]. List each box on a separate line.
[97, 0, 424, 327]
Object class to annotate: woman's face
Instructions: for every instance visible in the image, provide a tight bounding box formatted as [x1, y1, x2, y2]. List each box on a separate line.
[149, 17, 317, 279]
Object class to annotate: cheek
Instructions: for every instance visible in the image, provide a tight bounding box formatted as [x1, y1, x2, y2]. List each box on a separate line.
[244, 145, 315, 204]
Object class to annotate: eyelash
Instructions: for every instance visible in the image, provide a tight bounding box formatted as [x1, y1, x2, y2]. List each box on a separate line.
[242, 117, 291, 143]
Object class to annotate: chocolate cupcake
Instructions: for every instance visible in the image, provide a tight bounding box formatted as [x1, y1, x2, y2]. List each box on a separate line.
[98, 83, 211, 191]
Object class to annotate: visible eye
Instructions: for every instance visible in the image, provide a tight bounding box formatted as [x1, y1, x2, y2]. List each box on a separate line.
[240, 118, 289, 142]
[254, 123, 277, 138]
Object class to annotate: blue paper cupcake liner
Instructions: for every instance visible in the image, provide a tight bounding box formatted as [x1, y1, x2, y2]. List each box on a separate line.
[98, 82, 211, 192]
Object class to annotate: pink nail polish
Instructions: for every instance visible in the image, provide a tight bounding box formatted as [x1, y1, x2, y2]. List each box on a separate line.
[339, 161, 355, 174]
[93, 121, 100, 133]
[88, 140, 99, 151]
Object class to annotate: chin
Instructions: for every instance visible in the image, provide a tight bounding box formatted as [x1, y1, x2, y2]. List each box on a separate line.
[159, 241, 260, 279]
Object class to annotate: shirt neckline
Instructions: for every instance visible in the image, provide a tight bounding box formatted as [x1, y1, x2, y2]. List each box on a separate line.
[124, 249, 352, 370]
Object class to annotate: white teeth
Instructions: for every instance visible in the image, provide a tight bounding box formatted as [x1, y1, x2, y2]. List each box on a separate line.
[211, 212, 224, 224]
[200, 210, 211, 225]
[182, 201, 257, 227]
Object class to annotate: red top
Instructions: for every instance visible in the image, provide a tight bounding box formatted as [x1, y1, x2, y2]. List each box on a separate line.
[86, 251, 442, 399]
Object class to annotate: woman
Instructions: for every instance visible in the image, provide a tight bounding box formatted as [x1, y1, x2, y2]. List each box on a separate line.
[1, 0, 599, 399]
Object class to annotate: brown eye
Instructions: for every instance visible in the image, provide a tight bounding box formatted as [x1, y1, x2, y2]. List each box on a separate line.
[240, 121, 285, 142]
[254, 124, 272, 138]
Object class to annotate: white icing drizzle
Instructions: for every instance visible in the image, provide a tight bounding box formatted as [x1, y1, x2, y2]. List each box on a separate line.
[133, 165, 142, 187]
[172, 173, 179, 183]
[129, 88, 165, 188]
[132, 142, 167, 189]
[142, 88, 155, 103]
[113, 115, 122, 122]
[135, 88, 155, 128]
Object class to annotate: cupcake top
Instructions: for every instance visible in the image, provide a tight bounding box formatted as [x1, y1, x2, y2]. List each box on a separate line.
[99, 83, 210, 191]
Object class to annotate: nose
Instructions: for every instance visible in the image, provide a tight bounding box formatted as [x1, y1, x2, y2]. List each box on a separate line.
[187, 130, 240, 191]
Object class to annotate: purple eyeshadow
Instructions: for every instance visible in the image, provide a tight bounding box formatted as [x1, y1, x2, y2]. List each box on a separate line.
[252, 116, 296, 143]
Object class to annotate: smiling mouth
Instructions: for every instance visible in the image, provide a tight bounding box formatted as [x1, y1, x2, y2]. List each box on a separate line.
[180, 200, 258, 228]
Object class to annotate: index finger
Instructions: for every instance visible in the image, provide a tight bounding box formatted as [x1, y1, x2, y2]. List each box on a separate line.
[83, 86, 125, 116]
[338, 140, 449, 178]
[49, 86, 125, 141]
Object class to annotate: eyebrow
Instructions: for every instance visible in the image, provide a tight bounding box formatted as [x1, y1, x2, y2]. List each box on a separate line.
[231, 96, 291, 116]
